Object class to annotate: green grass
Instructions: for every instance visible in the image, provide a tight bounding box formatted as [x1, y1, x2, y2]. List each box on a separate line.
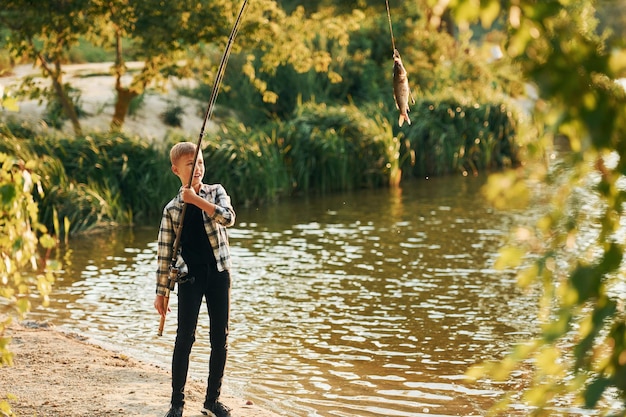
[0, 127, 177, 235]
[0, 93, 522, 234]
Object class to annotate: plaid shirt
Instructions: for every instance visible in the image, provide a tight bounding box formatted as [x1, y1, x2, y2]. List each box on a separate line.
[156, 183, 235, 296]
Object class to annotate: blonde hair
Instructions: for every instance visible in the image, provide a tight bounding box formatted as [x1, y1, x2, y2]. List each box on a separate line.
[170, 142, 199, 165]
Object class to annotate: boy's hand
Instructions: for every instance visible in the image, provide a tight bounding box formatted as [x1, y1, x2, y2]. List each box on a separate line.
[181, 186, 198, 204]
[181, 184, 216, 216]
[154, 295, 170, 317]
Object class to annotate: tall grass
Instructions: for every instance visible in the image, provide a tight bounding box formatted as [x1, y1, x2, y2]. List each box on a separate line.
[32, 134, 178, 221]
[0, 126, 177, 234]
[400, 99, 520, 178]
[0, 92, 522, 234]
[193, 121, 291, 206]
[274, 102, 394, 193]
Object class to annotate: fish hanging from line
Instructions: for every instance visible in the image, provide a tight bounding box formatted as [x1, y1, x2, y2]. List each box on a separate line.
[392, 48, 415, 127]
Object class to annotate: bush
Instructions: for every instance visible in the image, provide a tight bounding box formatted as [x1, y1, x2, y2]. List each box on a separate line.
[399, 99, 521, 178]
[43, 84, 86, 129]
[274, 102, 395, 193]
[0, 92, 523, 233]
[198, 122, 291, 206]
[0, 129, 178, 234]
[0, 152, 59, 415]
[160, 101, 185, 127]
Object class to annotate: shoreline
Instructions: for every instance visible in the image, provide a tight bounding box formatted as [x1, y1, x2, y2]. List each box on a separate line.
[3, 322, 282, 417]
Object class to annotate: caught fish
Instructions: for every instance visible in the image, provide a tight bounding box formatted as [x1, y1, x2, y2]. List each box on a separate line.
[392, 48, 414, 127]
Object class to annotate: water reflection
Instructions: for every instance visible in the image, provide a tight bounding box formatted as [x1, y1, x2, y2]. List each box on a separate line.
[33, 176, 536, 417]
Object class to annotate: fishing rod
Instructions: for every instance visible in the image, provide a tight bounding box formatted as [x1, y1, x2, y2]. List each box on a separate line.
[158, 0, 249, 336]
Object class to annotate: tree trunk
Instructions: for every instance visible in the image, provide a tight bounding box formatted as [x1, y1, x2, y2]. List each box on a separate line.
[39, 54, 82, 136]
[110, 29, 141, 132]
[111, 86, 138, 132]
[50, 76, 82, 136]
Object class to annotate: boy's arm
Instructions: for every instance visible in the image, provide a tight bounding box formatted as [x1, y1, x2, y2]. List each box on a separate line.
[182, 184, 235, 227]
[156, 207, 176, 296]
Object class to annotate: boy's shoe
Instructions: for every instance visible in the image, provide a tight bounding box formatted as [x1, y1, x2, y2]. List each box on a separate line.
[201, 400, 232, 417]
[164, 405, 183, 417]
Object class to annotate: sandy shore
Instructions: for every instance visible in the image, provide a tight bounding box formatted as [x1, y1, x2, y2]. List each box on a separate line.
[3, 322, 282, 417]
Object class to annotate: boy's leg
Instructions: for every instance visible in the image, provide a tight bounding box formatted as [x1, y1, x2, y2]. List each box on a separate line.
[171, 265, 207, 407]
[204, 268, 231, 405]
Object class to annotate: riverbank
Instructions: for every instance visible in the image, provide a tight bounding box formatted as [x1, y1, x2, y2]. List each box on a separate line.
[3, 322, 282, 417]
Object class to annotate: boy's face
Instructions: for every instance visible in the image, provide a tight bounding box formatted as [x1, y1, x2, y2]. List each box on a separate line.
[172, 152, 205, 188]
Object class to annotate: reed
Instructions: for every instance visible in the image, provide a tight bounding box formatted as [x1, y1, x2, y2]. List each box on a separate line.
[401, 99, 520, 178]
[194, 121, 291, 206]
[0, 127, 177, 234]
[0, 93, 522, 234]
[37, 134, 177, 220]
[274, 102, 392, 193]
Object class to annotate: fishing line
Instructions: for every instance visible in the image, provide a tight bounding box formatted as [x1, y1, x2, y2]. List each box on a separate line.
[385, 0, 396, 52]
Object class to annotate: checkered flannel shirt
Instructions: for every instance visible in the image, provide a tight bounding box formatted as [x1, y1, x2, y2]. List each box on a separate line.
[156, 183, 235, 296]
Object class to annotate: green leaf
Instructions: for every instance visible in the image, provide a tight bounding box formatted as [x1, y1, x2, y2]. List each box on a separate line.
[600, 242, 623, 274]
[1, 97, 19, 112]
[584, 377, 611, 408]
[38, 234, 56, 250]
[15, 298, 30, 316]
[516, 264, 538, 288]
[0, 184, 16, 206]
[453, 0, 481, 24]
[570, 264, 601, 304]
[495, 246, 525, 270]
[480, 0, 501, 28]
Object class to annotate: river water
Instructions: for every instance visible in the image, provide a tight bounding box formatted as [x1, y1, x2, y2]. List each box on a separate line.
[31, 175, 540, 416]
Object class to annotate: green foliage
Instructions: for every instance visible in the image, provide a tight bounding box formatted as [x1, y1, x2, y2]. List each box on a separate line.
[0, 0, 97, 135]
[173, 102, 396, 205]
[0, 152, 59, 416]
[450, 0, 626, 415]
[198, 122, 291, 206]
[160, 101, 185, 128]
[0, 128, 178, 234]
[274, 102, 393, 193]
[212, 0, 526, 134]
[127, 94, 146, 118]
[0, 87, 18, 113]
[67, 38, 115, 63]
[43, 84, 86, 130]
[402, 99, 521, 178]
[195, 102, 404, 203]
[0, 0, 234, 133]
[198, 3, 370, 125]
[0, 0, 528, 144]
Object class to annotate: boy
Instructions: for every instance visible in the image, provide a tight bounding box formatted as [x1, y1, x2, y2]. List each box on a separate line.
[154, 141, 236, 417]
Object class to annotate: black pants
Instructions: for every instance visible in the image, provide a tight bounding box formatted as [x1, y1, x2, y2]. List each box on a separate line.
[171, 263, 231, 408]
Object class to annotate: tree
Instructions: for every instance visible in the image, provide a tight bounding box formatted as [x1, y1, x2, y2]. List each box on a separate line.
[92, 0, 232, 131]
[0, 0, 234, 133]
[209, 0, 371, 123]
[443, 0, 626, 414]
[0, 0, 98, 136]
